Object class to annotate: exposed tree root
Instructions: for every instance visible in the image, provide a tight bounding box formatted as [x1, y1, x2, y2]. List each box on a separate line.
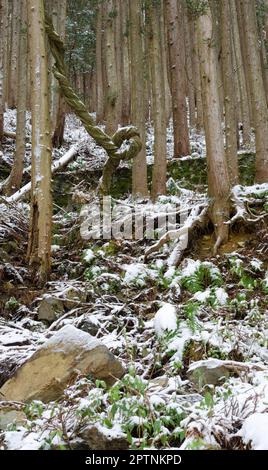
[145, 204, 209, 266]
[145, 185, 268, 267]
[228, 185, 268, 225]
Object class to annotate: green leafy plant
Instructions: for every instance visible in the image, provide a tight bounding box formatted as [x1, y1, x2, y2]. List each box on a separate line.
[182, 301, 200, 332]
[5, 296, 19, 311]
[24, 401, 45, 420]
[74, 369, 187, 449]
[229, 257, 259, 291]
[181, 262, 223, 294]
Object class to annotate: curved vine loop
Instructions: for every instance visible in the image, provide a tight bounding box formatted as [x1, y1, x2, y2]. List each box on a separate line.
[45, 14, 142, 195]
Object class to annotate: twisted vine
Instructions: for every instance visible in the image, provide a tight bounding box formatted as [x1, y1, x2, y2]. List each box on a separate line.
[45, 14, 142, 194]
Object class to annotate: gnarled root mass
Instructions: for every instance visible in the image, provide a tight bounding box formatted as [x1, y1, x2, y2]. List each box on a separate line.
[145, 184, 268, 267]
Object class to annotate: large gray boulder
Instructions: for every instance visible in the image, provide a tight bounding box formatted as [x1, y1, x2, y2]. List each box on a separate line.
[0, 325, 125, 403]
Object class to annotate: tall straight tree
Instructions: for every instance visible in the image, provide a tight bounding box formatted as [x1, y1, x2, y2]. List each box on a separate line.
[184, 7, 195, 129]
[8, 0, 19, 108]
[96, 1, 105, 123]
[220, 0, 238, 185]
[165, 0, 190, 156]
[191, 18, 203, 131]
[159, 1, 171, 125]
[104, 0, 120, 135]
[0, 0, 4, 146]
[120, 0, 130, 125]
[114, 0, 123, 124]
[52, 0, 67, 148]
[129, 0, 148, 198]
[4, 0, 27, 195]
[147, 0, 167, 198]
[27, 0, 52, 284]
[229, 0, 251, 146]
[239, 0, 268, 182]
[197, 2, 230, 250]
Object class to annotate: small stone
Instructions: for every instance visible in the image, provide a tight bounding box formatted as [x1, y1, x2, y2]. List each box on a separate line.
[0, 408, 26, 430]
[38, 295, 65, 323]
[79, 317, 99, 336]
[187, 358, 232, 388]
[61, 286, 86, 308]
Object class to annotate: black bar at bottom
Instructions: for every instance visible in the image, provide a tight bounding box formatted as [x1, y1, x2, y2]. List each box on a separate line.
[0, 450, 266, 467]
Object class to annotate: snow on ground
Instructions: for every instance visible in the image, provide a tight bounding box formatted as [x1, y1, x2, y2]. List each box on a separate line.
[154, 303, 177, 337]
[238, 413, 268, 450]
[1, 110, 268, 450]
[1, 249, 268, 450]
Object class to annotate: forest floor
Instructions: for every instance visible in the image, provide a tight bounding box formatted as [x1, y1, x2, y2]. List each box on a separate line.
[0, 111, 268, 450]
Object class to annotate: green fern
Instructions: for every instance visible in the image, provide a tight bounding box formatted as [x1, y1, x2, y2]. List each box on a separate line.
[181, 262, 223, 294]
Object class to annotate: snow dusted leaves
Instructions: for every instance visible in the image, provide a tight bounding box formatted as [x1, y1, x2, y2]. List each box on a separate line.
[123, 263, 157, 288]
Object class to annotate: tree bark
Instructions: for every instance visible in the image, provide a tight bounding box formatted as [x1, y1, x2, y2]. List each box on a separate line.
[0, 0, 4, 146]
[120, 0, 130, 125]
[27, 0, 52, 285]
[197, 5, 230, 250]
[129, 0, 148, 198]
[166, 0, 190, 156]
[8, 0, 19, 108]
[184, 6, 196, 128]
[115, 0, 124, 125]
[3, 0, 27, 195]
[160, 1, 171, 125]
[190, 18, 203, 131]
[235, 0, 253, 127]
[51, 0, 67, 148]
[104, 0, 120, 135]
[96, 1, 105, 123]
[147, 0, 167, 198]
[239, 0, 268, 182]
[229, 0, 251, 147]
[220, 0, 238, 185]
